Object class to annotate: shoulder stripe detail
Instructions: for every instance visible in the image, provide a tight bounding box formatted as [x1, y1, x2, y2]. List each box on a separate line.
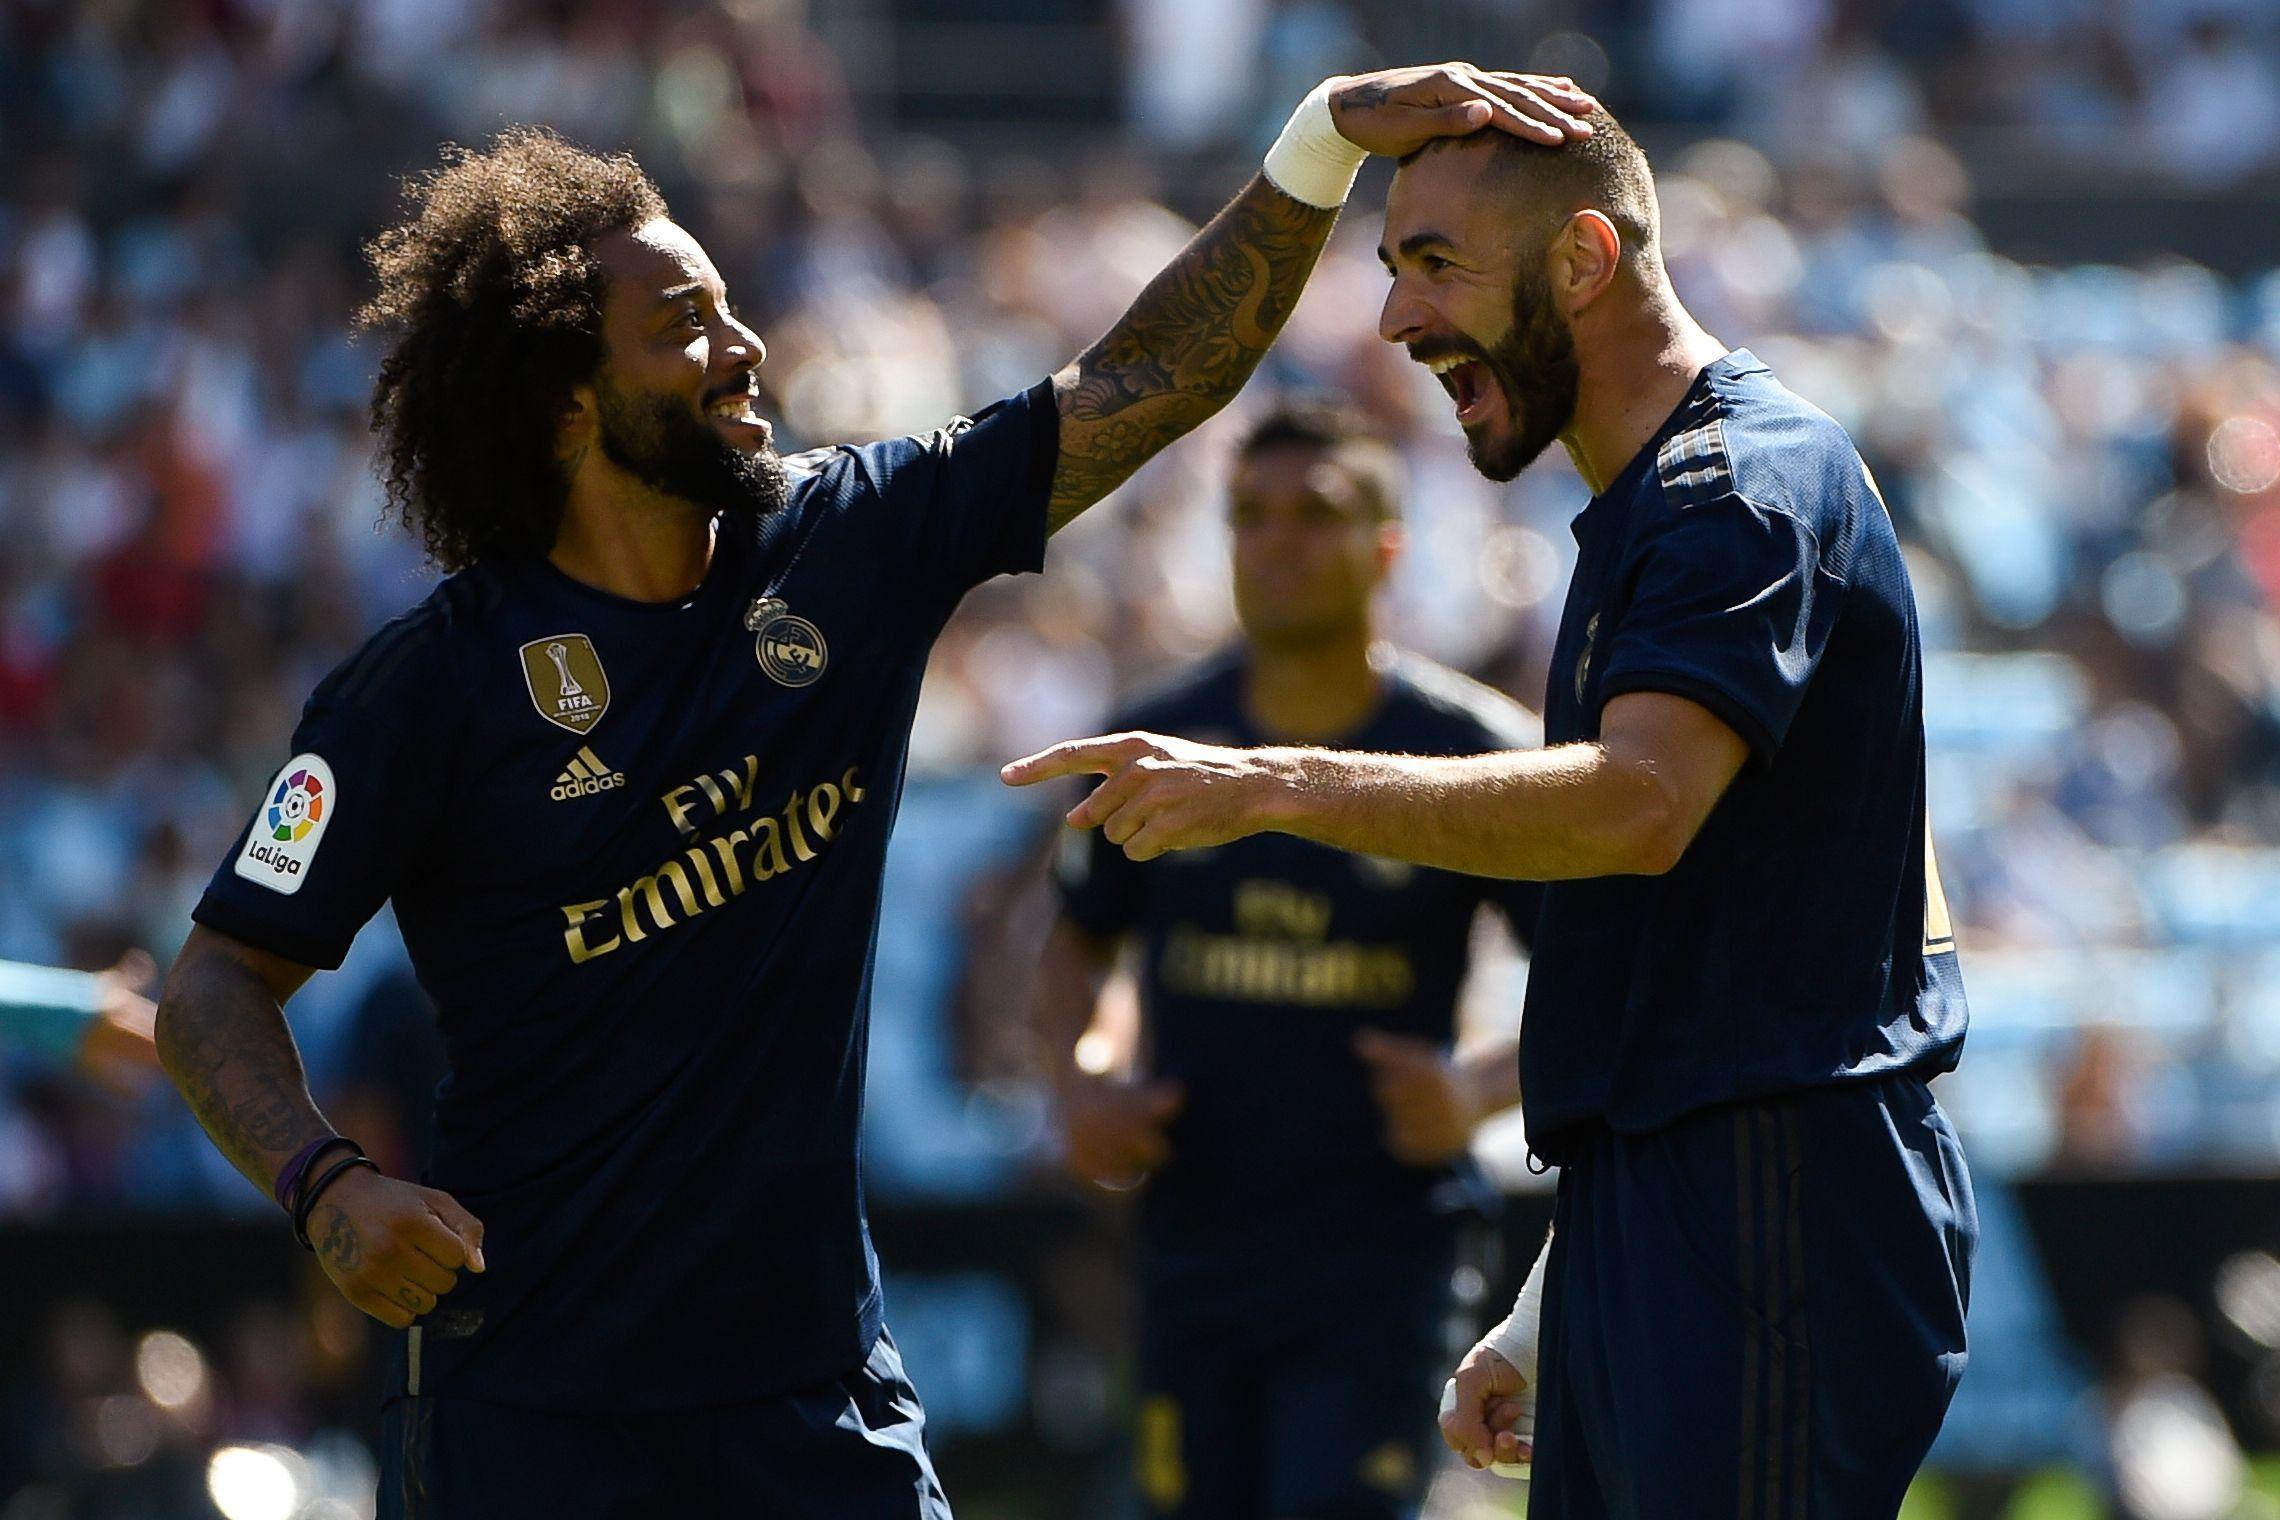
[779, 446, 841, 485]
[1656, 415, 1733, 508]
[329, 602, 447, 710]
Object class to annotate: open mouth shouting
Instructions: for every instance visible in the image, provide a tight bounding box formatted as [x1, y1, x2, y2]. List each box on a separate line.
[1421, 352, 1502, 428]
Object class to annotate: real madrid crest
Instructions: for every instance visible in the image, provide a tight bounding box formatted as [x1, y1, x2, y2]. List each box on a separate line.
[747, 597, 828, 687]
[1574, 611, 1600, 705]
[519, 633, 611, 734]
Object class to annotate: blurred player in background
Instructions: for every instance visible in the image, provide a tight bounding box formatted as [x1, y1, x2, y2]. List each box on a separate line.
[150, 71, 1596, 1518]
[0, 954, 159, 1090]
[1035, 403, 1540, 1520]
[1007, 103, 1974, 1519]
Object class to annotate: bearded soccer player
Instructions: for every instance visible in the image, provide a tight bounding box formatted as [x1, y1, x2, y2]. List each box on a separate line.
[1006, 107, 1975, 1519]
[150, 71, 1595, 1518]
[1038, 406, 1540, 1520]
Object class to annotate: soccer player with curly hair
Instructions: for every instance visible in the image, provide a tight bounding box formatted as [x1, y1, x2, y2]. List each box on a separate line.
[153, 74, 1595, 1517]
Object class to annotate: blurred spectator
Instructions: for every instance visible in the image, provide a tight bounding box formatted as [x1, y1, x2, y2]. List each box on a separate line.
[2105, 1296, 2250, 1520]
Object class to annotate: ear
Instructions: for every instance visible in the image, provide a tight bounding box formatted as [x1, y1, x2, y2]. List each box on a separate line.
[1552, 210, 1622, 314]
[556, 382, 596, 465]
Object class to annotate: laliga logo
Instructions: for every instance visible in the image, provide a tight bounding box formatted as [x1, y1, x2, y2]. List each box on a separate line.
[236, 754, 335, 895]
[267, 768, 326, 843]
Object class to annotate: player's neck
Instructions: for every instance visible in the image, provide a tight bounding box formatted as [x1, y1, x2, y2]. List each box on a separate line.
[548, 481, 717, 603]
[1559, 291, 1728, 498]
[1241, 628, 1384, 743]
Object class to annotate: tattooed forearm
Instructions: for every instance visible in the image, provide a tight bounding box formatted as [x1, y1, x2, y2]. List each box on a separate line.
[154, 932, 331, 1194]
[1047, 175, 1338, 531]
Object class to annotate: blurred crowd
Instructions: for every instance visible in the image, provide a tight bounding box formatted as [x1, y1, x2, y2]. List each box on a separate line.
[4, 0, 2280, 1205]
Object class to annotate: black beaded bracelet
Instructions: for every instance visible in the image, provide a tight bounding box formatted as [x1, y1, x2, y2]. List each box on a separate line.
[293, 1151, 378, 1252]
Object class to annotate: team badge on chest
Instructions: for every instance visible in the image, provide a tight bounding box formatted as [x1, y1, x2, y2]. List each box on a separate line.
[520, 633, 612, 734]
[746, 597, 828, 688]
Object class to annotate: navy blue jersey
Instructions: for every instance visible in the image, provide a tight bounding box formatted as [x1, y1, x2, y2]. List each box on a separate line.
[1056, 651, 1541, 1271]
[194, 381, 1058, 1411]
[1523, 350, 1966, 1161]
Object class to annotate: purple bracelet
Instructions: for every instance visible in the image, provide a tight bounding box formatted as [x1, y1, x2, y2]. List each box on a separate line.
[272, 1136, 350, 1212]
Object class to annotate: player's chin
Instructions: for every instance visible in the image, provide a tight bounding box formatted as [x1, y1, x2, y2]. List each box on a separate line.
[1462, 414, 1527, 484]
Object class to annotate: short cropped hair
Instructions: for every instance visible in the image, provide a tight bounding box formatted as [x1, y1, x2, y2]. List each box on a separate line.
[1234, 401, 1403, 521]
[1402, 105, 1659, 268]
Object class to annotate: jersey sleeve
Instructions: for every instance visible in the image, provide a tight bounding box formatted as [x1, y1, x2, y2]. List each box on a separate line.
[844, 379, 1060, 613]
[1596, 494, 1836, 765]
[191, 620, 455, 971]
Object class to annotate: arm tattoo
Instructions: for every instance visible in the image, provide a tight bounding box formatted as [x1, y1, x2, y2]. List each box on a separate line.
[1047, 175, 1338, 532]
[155, 941, 331, 1194]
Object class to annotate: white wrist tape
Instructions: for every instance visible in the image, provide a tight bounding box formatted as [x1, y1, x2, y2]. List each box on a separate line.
[1262, 78, 1367, 208]
[1487, 1234, 1547, 1376]
[1440, 1236, 1548, 1480]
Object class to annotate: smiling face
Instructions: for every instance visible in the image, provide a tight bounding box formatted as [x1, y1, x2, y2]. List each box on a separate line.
[579, 219, 788, 520]
[1378, 141, 1581, 483]
[1229, 442, 1396, 650]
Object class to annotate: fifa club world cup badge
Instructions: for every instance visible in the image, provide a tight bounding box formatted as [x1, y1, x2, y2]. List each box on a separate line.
[519, 634, 612, 734]
[747, 597, 828, 688]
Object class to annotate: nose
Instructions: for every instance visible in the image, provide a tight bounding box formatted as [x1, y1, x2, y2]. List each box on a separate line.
[1379, 276, 1431, 347]
[724, 315, 766, 369]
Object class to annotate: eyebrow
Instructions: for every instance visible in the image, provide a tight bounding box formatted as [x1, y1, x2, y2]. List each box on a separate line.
[656, 281, 706, 305]
[1376, 232, 1457, 269]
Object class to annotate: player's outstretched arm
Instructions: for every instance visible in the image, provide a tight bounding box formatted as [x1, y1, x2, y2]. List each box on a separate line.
[1044, 65, 1597, 532]
[157, 926, 486, 1328]
[1003, 690, 1747, 880]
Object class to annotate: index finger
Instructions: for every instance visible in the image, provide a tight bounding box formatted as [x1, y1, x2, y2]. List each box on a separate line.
[1001, 737, 1134, 787]
[1468, 74, 1595, 141]
[1485, 71, 1599, 110]
[1437, 1375, 1496, 1461]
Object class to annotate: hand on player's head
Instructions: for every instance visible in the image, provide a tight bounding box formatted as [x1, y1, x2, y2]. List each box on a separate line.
[305, 1168, 487, 1330]
[1329, 65, 1597, 159]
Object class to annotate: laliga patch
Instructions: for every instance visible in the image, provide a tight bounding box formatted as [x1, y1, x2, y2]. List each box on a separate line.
[235, 754, 336, 895]
[520, 634, 612, 735]
[746, 598, 828, 688]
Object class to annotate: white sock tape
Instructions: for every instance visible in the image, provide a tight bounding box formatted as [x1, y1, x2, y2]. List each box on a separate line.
[1262, 78, 1367, 208]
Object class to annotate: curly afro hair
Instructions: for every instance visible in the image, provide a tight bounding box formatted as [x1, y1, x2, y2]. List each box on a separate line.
[357, 127, 670, 572]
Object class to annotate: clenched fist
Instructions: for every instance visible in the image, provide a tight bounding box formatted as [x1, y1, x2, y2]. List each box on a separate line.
[305, 1166, 486, 1329]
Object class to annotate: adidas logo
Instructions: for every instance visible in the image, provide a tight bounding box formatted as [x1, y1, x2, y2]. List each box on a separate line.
[550, 746, 626, 802]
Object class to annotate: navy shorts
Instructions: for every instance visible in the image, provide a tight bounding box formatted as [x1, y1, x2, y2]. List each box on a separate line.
[1531, 1075, 1975, 1520]
[377, 1328, 950, 1519]
[1136, 1228, 1457, 1520]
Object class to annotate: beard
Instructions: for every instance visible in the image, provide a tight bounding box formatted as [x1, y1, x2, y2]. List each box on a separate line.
[593, 371, 790, 526]
[1465, 263, 1581, 483]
